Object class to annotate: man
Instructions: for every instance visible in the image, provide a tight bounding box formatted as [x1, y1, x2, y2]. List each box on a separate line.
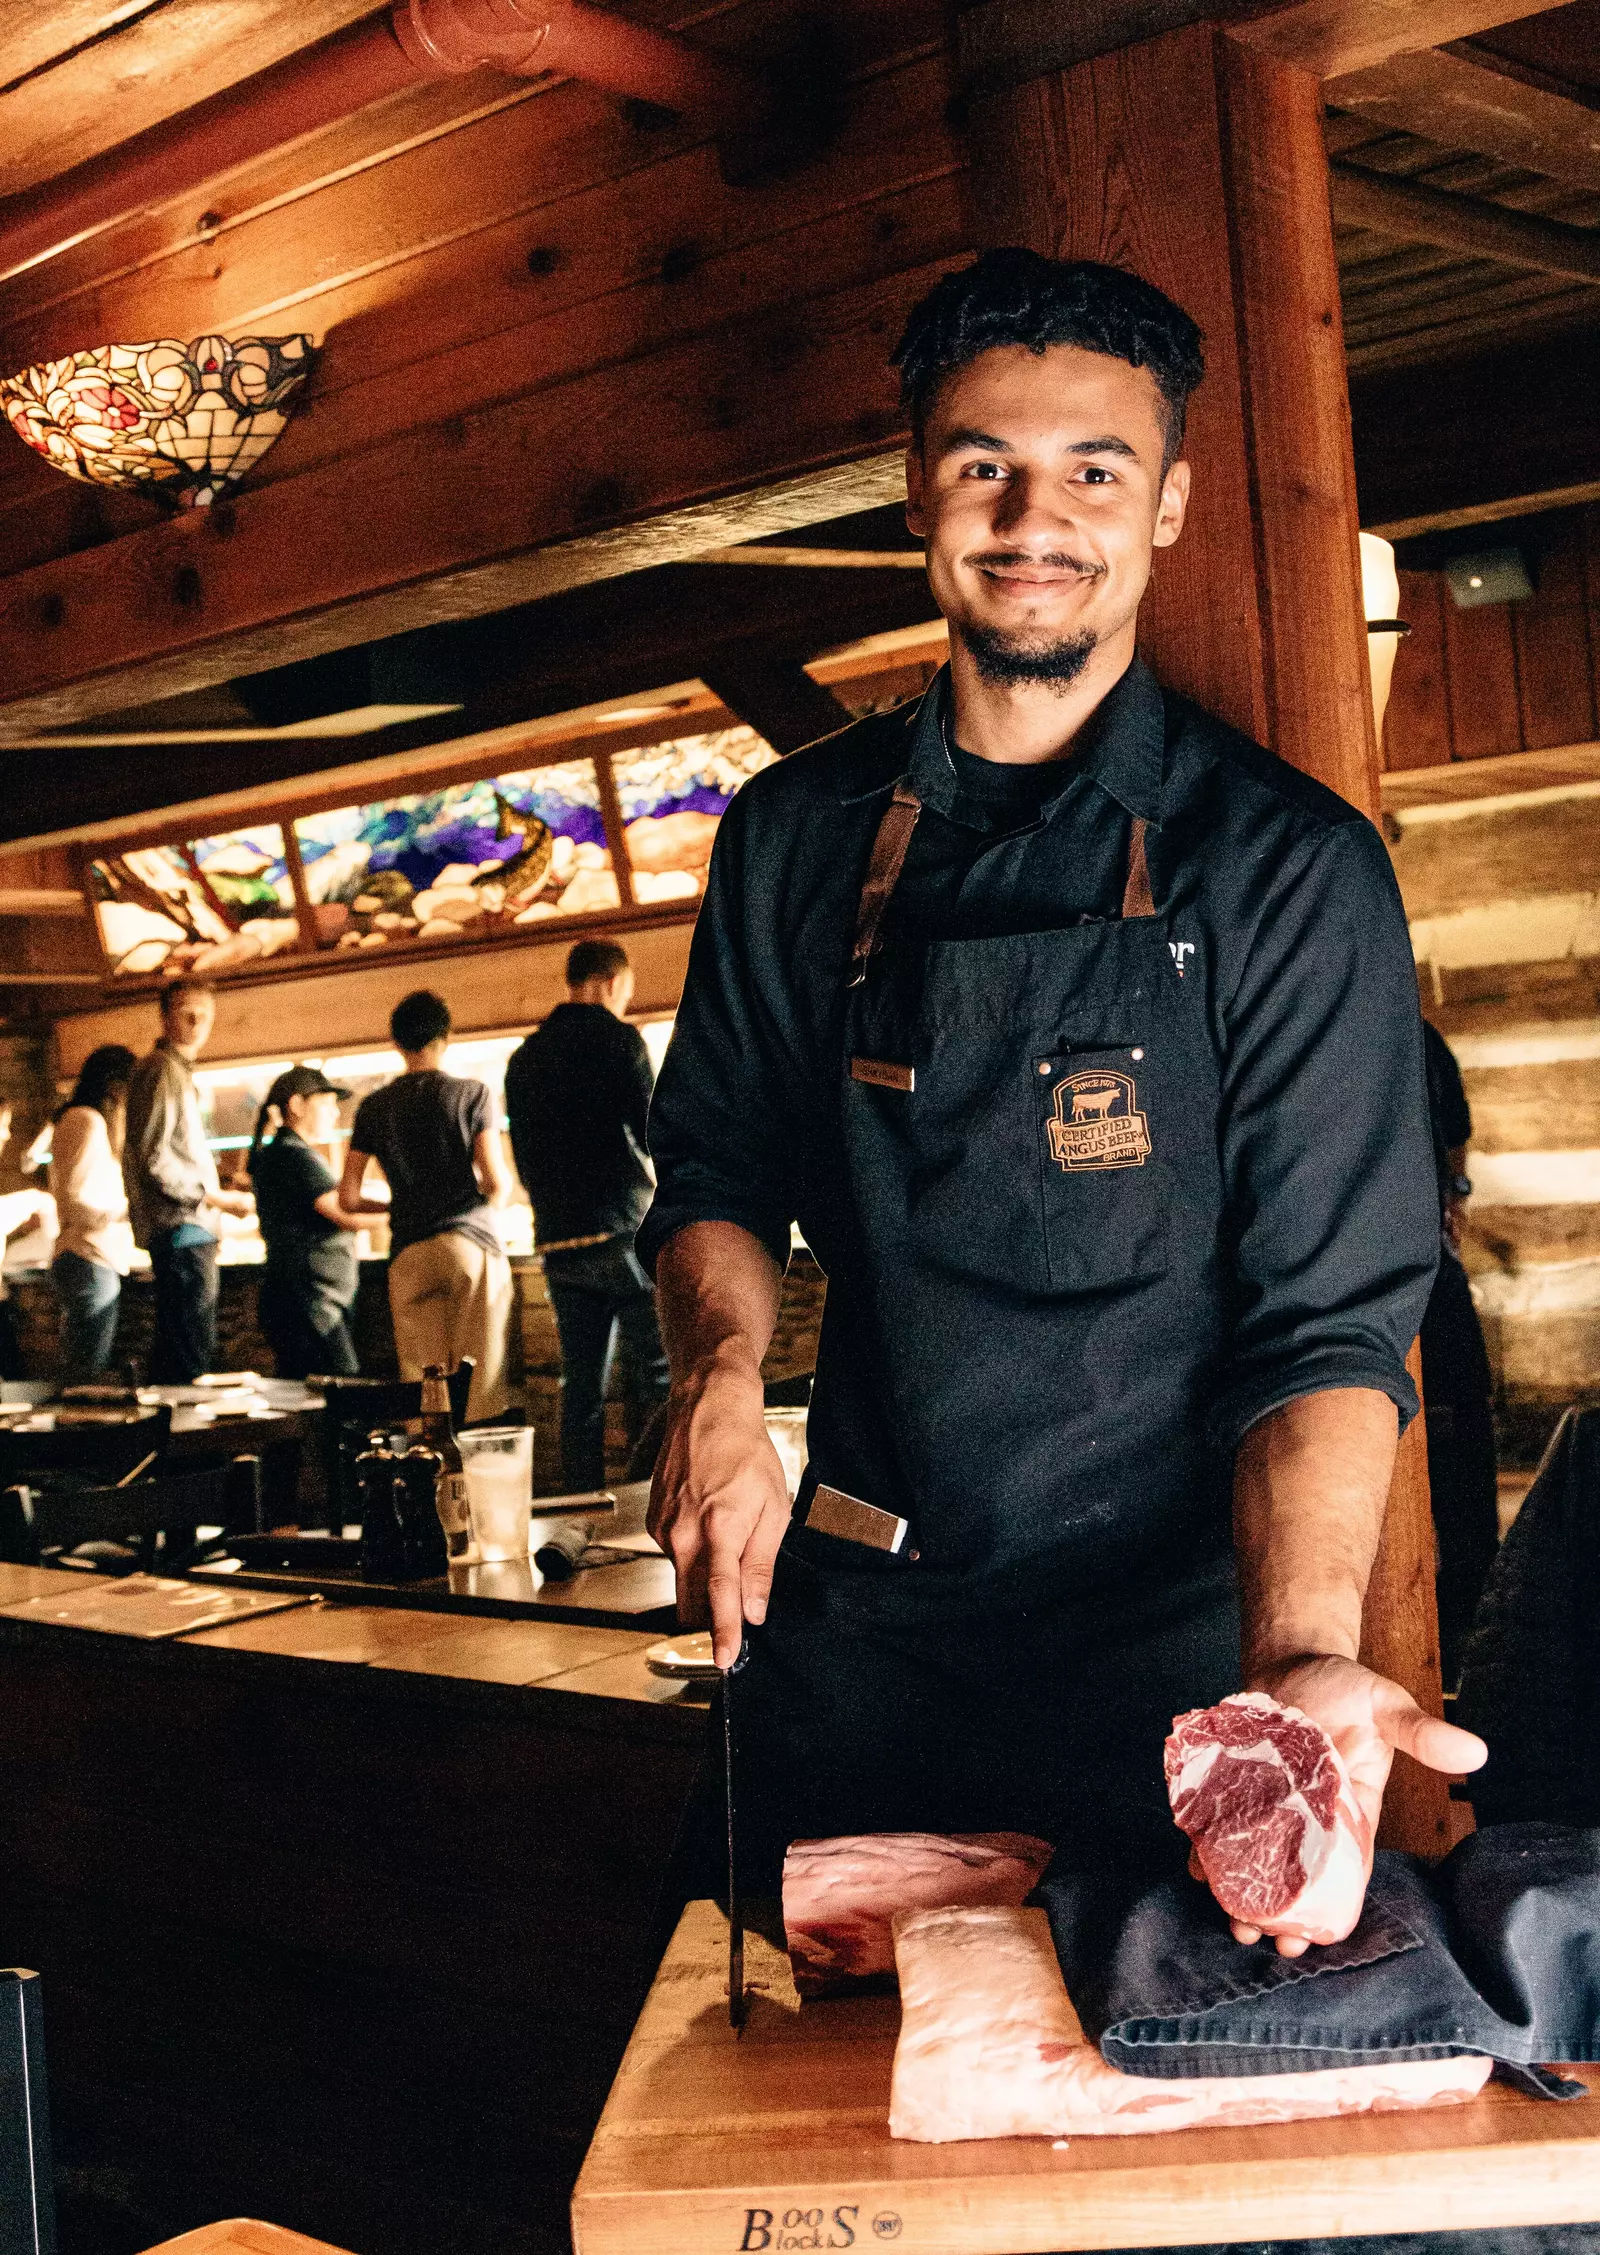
[341, 990, 516, 1423]
[0, 1101, 56, 1380]
[124, 980, 254, 1382]
[504, 939, 669, 1491]
[641, 251, 1485, 1935]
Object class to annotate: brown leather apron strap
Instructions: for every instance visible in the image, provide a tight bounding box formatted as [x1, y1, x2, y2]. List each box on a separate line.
[849, 782, 922, 986]
[1121, 814, 1155, 920]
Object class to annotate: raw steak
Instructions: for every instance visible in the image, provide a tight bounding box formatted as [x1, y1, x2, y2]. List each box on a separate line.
[888, 1905, 1490, 2143]
[1165, 1692, 1372, 1945]
[782, 1831, 1053, 1996]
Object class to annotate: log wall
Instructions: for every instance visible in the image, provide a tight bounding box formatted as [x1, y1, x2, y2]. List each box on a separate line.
[1383, 502, 1600, 770]
[1382, 506, 1600, 1459]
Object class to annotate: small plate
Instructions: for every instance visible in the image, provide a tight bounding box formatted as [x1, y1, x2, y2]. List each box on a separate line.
[644, 1630, 720, 1681]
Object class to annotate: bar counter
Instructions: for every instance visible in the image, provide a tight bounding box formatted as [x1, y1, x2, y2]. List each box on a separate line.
[0, 1562, 709, 2255]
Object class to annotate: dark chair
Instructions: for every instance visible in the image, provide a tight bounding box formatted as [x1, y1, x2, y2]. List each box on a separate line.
[1457, 1403, 1600, 1826]
[0, 1456, 264, 1573]
[0, 1406, 173, 1492]
[0, 1969, 55, 2255]
[314, 1363, 473, 1530]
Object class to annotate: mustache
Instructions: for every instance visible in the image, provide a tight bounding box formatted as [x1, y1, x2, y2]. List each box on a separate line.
[966, 549, 1106, 580]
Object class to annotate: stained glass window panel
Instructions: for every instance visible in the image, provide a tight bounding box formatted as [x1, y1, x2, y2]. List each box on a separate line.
[610, 727, 778, 903]
[294, 759, 616, 952]
[89, 824, 297, 978]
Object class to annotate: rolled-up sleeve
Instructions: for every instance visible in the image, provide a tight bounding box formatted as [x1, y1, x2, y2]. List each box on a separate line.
[636, 789, 800, 1275]
[1209, 815, 1437, 1453]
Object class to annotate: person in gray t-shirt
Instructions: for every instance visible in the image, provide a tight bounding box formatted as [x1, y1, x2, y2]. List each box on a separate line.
[343, 990, 515, 1423]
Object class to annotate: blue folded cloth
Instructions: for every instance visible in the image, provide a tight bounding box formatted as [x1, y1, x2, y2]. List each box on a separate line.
[1040, 1822, 1600, 2099]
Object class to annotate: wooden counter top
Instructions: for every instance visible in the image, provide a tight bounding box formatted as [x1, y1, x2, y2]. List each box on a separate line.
[573, 1903, 1600, 2255]
[0, 1558, 708, 1732]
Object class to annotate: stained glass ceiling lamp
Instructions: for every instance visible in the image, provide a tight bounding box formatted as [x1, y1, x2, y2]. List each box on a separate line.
[0, 332, 316, 508]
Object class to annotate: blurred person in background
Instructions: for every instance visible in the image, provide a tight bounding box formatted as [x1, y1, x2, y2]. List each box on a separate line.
[504, 939, 668, 1491]
[50, 1044, 137, 1385]
[1420, 1019, 1500, 1686]
[341, 990, 515, 1422]
[0, 1100, 57, 1381]
[249, 1066, 387, 1380]
[124, 980, 255, 1383]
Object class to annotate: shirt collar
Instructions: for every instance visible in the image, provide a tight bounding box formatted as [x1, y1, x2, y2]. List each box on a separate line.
[849, 654, 1167, 829]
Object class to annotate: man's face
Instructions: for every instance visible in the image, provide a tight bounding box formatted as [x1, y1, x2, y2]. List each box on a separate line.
[905, 344, 1190, 690]
[606, 968, 636, 1020]
[163, 989, 215, 1057]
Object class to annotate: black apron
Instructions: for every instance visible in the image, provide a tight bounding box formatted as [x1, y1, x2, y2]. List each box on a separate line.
[730, 749, 1242, 1891]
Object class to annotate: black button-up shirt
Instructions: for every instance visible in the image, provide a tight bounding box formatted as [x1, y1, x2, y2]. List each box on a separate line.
[504, 1002, 656, 1245]
[639, 657, 1433, 1495]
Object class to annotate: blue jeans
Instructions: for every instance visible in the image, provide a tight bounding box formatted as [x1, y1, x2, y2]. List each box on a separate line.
[543, 1239, 669, 1492]
[148, 1229, 219, 1383]
[52, 1251, 123, 1386]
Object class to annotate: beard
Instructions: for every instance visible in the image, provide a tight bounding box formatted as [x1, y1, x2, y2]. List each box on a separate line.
[959, 618, 1099, 690]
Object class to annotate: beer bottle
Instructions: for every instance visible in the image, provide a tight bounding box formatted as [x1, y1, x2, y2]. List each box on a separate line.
[419, 1363, 475, 1562]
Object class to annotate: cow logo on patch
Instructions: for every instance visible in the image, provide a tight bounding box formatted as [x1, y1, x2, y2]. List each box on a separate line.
[1047, 1070, 1151, 1171]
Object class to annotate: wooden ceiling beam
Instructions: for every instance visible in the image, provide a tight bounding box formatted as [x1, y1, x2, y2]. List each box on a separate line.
[1351, 323, 1600, 535]
[0, 0, 393, 203]
[1326, 46, 1600, 197]
[1220, 0, 1555, 82]
[957, 0, 1554, 91]
[697, 652, 855, 753]
[0, 561, 941, 844]
[1330, 161, 1600, 285]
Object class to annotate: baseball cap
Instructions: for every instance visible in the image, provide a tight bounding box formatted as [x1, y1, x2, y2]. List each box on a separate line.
[266, 1064, 350, 1109]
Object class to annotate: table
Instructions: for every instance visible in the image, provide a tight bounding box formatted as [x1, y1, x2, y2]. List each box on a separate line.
[572, 1903, 1600, 2255]
[0, 1559, 710, 2253]
[203, 1477, 680, 1629]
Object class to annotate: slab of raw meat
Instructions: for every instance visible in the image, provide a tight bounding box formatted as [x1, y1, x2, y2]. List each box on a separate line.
[888, 1905, 1490, 2143]
[1165, 1692, 1372, 1945]
[782, 1831, 1054, 1996]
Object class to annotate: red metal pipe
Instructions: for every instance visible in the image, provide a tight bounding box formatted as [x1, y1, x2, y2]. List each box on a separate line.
[391, 0, 759, 123]
[0, 1, 766, 292]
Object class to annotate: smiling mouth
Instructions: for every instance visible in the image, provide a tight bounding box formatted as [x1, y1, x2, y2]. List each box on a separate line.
[972, 556, 1104, 590]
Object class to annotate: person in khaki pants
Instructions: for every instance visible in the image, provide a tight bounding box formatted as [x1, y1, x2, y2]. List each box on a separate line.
[340, 990, 516, 1422]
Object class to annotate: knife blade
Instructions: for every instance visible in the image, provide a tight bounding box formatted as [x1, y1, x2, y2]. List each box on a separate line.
[725, 1630, 749, 2031]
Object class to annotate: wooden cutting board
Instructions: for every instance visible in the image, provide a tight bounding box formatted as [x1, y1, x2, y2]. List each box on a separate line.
[572, 1901, 1600, 2255]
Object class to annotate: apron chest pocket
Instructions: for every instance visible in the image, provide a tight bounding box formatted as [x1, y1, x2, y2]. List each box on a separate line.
[1035, 1046, 1169, 1294]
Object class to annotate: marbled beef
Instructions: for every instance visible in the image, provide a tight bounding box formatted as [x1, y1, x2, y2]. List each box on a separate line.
[888, 1905, 1490, 2143]
[782, 1831, 1053, 1996]
[1165, 1692, 1371, 1945]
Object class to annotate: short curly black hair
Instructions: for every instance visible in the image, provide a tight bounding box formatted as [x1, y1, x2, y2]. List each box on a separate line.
[892, 250, 1205, 469]
[391, 988, 452, 1053]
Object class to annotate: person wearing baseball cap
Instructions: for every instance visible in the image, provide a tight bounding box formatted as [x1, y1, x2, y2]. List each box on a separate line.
[248, 1066, 386, 1379]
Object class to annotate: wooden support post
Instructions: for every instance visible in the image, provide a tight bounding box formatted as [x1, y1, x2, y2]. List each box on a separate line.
[964, 19, 1448, 1851]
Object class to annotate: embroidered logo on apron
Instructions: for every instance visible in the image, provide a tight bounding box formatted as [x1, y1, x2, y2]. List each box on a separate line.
[1047, 1070, 1152, 1171]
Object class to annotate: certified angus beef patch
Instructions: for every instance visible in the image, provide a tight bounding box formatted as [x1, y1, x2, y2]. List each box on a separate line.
[1047, 1069, 1151, 1171]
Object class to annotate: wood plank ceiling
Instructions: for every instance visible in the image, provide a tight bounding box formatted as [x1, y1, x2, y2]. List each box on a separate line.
[0, 0, 1597, 1023]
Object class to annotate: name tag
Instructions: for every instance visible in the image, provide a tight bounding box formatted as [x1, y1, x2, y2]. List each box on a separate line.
[807, 1483, 910, 1554]
[850, 1056, 914, 1093]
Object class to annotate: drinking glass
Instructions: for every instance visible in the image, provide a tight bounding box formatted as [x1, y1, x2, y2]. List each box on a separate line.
[458, 1426, 535, 1560]
[763, 1406, 809, 1502]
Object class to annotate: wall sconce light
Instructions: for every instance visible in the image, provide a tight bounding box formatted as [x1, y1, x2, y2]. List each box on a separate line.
[0, 332, 316, 508]
[1444, 545, 1534, 609]
[1360, 531, 1411, 740]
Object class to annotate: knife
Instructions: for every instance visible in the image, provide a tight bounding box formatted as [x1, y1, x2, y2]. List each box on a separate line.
[725, 1630, 749, 2031]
